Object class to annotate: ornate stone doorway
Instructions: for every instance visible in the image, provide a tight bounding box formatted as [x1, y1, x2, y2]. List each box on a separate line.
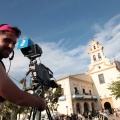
[104, 102, 111, 110]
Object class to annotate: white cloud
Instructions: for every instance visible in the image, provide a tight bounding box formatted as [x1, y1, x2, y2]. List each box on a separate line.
[38, 42, 89, 79]
[93, 14, 120, 61]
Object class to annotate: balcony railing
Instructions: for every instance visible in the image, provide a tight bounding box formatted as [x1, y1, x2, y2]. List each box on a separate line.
[58, 95, 66, 101]
[72, 94, 84, 99]
[58, 94, 97, 101]
[72, 94, 97, 100]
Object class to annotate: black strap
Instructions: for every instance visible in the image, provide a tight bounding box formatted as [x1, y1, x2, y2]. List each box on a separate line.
[0, 60, 6, 70]
[0, 52, 6, 70]
[0, 55, 6, 102]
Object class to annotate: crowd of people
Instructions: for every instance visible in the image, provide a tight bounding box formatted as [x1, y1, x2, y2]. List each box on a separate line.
[52, 113, 81, 120]
[113, 108, 120, 117]
[49, 108, 120, 120]
[49, 111, 95, 120]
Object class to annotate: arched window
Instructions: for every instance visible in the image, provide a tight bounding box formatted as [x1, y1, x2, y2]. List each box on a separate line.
[76, 103, 81, 113]
[94, 46, 96, 49]
[84, 102, 89, 113]
[98, 53, 102, 60]
[93, 55, 96, 61]
[74, 87, 79, 94]
[61, 88, 64, 96]
[91, 102, 95, 112]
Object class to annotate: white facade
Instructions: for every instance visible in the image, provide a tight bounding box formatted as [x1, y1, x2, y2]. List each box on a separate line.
[56, 40, 120, 115]
[57, 74, 97, 115]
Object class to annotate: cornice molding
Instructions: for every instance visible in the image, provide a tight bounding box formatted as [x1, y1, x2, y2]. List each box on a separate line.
[88, 47, 103, 54]
[87, 66, 116, 75]
[69, 76, 93, 85]
[87, 61, 115, 74]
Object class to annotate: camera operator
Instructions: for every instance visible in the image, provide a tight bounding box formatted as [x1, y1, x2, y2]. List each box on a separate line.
[0, 24, 47, 111]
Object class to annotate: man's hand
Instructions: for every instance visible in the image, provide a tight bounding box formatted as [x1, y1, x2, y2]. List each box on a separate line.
[38, 98, 47, 111]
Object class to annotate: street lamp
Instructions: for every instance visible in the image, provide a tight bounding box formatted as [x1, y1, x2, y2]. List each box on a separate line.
[66, 106, 68, 115]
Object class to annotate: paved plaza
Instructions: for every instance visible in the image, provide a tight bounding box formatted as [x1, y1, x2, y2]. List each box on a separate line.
[92, 115, 120, 120]
[108, 114, 120, 120]
[93, 115, 120, 120]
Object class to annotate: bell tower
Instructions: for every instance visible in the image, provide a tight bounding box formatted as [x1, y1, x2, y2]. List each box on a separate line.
[88, 40, 106, 64]
[87, 40, 112, 74]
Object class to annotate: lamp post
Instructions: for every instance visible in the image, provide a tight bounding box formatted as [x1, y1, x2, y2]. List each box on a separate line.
[66, 106, 68, 115]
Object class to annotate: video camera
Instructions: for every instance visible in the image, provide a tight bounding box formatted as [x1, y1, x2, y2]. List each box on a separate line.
[17, 38, 58, 91]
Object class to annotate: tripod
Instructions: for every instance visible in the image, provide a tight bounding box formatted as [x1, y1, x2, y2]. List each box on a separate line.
[29, 106, 53, 120]
[24, 59, 58, 120]
[25, 83, 53, 120]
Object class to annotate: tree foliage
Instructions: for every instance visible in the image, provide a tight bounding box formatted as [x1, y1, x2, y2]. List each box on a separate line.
[0, 103, 11, 120]
[0, 101, 30, 119]
[45, 84, 62, 112]
[108, 80, 120, 100]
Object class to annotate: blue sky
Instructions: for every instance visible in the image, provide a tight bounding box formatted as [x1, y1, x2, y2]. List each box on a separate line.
[1, 0, 120, 88]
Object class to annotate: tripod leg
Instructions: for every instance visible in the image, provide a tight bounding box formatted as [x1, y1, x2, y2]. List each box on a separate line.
[46, 107, 53, 120]
[35, 110, 41, 120]
[29, 107, 33, 120]
[32, 107, 37, 120]
[39, 111, 41, 120]
[29, 107, 37, 120]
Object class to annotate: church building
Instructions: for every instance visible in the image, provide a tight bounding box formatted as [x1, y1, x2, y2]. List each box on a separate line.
[56, 40, 120, 115]
[86, 40, 120, 110]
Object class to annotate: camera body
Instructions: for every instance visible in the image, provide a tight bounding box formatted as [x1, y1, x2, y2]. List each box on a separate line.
[29, 61, 53, 90]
